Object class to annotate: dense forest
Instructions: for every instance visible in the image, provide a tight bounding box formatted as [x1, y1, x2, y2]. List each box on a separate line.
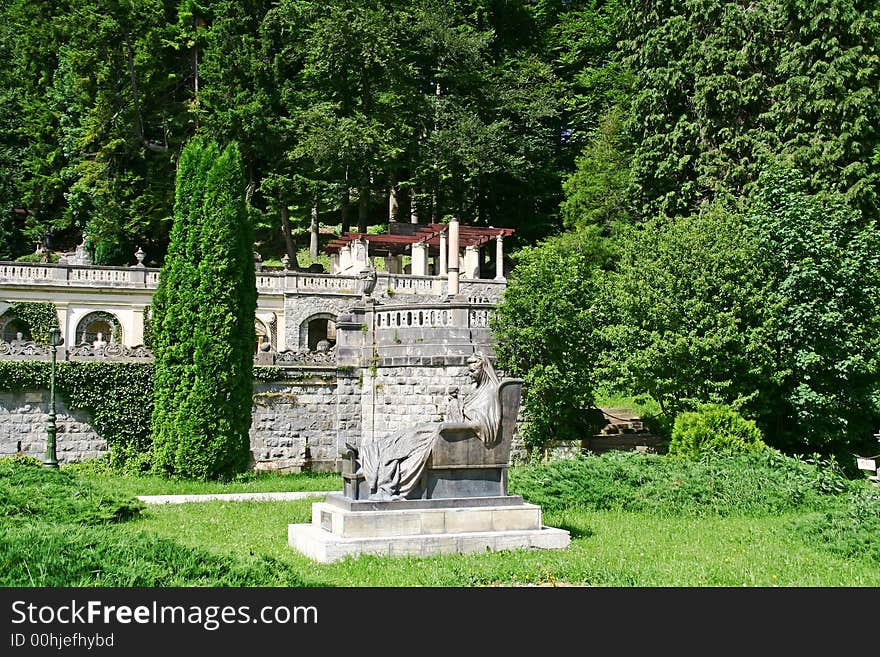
[0, 0, 625, 264]
[2, 0, 880, 461]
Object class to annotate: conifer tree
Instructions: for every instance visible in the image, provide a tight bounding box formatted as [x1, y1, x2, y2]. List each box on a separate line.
[151, 139, 254, 480]
[150, 138, 217, 474]
[175, 142, 256, 479]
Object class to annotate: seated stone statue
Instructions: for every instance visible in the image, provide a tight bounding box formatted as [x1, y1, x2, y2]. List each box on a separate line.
[358, 352, 505, 501]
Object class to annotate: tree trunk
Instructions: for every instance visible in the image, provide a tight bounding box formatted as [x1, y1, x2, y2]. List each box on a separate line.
[280, 203, 299, 270]
[340, 166, 351, 234]
[310, 194, 319, 261]
[357, 172, 370, 233]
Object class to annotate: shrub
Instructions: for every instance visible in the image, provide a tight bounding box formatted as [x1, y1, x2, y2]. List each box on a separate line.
[508, 449, 854, 517]
[668, 404, 767, 459]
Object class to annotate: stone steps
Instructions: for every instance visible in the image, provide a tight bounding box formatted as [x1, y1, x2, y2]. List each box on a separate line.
[583, 407, 665, 455]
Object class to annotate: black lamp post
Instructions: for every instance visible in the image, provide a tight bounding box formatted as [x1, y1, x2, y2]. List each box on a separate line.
[43, 325, 63, 469]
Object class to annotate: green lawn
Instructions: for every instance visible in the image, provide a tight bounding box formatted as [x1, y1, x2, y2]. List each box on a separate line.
[131, 500, 880, 587]
[3, 452, 879, 587]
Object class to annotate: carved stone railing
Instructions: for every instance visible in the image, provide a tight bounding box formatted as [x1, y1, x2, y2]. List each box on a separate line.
[67, 343, 154, 360]
[0, 339, 50, 358]
[0, 261, 363, 297]
[0, 260, 505, 301]
[0, 338, 340, 368]
[255, 347, 337, 367]
[373, 303, 494, 331]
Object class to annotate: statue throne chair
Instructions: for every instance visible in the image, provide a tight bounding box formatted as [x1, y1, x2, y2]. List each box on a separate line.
[343, 378, 524, 500]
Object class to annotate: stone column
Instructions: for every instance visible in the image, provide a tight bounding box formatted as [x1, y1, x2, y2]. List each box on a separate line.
[447, 217, 460, 297]
[56, 303, 72, 351]
[463, 245, 480, 279]
[411, 242, 429, 276]
[384, 254, 400, 274]
[129, 307, 145, 347]
[330, 252, 340, 274]
[439, 233, 447, 276]
[339, 245, 352, 272]
[495, 234, 505, 281]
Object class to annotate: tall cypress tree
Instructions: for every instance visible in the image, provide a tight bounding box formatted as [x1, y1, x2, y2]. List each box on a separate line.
[151, 139, 254, 480]
[175, 142, 256, 480]
[150, 137, 217, 474]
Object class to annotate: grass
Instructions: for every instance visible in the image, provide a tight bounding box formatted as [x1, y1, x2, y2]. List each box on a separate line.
[66, 457, 340, 498]
[133, 502, 880, 587]
[3, 452, 880, 586]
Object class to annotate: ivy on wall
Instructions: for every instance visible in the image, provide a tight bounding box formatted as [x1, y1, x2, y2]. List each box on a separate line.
[0, 361, 153, 471]
[6, 302, 59, 344]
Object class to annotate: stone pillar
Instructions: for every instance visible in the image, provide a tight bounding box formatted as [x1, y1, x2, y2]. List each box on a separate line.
[339, 245, 352, 272]
[384, 254, 400, 274]
[130, 307, 145, 347]
[411, 242, 429, 276]
[56, 304, 72, 351]
[463, 245, 480, 279]
[330, 252, 340, 274]
[447, 217, 460, 297]
[439, 233, 447, 276]
[389, 182, 399, 223]
[495, 234, 505, 281]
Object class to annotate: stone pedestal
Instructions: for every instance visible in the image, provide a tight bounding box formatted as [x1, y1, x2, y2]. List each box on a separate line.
[289, 494, 570, 563]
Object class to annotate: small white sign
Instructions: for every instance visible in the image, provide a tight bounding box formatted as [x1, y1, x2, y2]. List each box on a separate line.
[857, 458, 878, 472]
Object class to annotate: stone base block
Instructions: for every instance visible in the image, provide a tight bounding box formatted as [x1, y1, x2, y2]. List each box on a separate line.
[311, 500, 543, 538]
[288, 499, 571, 563]
[288, 522, 571, 563]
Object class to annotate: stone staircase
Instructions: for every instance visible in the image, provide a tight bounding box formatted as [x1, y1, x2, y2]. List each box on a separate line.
[580, 407, 665, 455]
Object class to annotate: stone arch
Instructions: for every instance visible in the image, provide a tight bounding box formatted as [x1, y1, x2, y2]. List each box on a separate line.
[0, 309, 32, 342]
[299, 313, 337, 351]
[75, 311, 123, 346]
[284, 297, 353, 350]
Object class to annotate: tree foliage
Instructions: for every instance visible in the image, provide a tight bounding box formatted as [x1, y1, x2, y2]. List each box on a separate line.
[492, 228, 611, 447]
[621, 0, 880, 220]
[151, 139, 255, 480]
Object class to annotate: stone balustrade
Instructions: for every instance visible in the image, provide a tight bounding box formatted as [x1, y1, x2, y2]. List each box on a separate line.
[0, 261, 506, 301]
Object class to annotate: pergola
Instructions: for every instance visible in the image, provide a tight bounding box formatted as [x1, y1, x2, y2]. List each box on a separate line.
[325, 222, 515, 286]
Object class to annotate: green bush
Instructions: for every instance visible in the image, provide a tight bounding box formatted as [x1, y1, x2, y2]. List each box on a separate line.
[668, 404, 767, 459]
[152, 140, 256, 480]
[508, 450, 852, 516]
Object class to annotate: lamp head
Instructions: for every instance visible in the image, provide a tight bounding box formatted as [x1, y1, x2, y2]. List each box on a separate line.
[49, 325, 63, 347]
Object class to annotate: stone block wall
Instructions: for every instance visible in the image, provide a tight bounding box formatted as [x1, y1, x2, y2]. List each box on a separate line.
[0, 390, 107, 463]
[250, 371, 339, 472]
[359, 362, 471, 446]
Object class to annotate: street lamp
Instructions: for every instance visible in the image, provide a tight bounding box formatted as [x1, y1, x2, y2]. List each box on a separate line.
[43, 325, 63, 469]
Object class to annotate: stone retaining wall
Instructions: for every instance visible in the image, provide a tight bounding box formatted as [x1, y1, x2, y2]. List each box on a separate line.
[0, 390, 107, 463]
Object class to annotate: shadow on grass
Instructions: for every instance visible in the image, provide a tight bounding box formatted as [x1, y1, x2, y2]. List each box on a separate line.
[553, 522, 594, 540]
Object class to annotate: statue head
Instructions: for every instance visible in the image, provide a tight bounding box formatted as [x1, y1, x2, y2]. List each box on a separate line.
[467, 352, 500, 388]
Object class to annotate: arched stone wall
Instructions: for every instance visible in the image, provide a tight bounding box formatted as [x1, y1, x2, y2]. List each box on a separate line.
[73, 311, 123, 346]
[0, 309, 30, 342]
[284, 297, 353, 350]
[299, 313, 337, 351]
